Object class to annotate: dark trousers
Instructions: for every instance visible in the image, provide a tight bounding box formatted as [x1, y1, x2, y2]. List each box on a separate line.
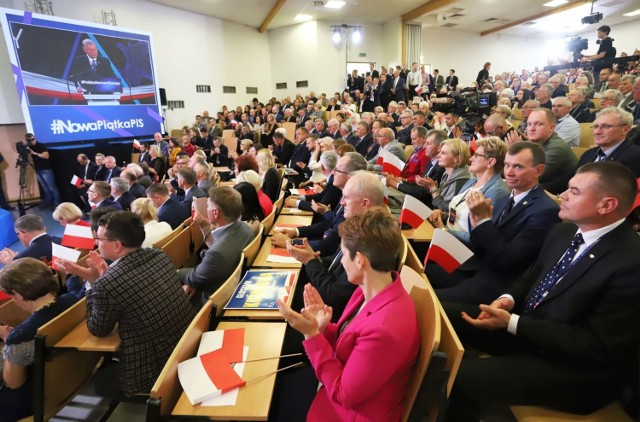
[443, 302, 623, 421]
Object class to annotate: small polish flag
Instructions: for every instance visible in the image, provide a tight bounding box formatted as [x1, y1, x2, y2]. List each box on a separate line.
[415, 86, 423, 94]
[425, 229, 474, 273]
[381, 149, 405, 176]
[133, 139, 141, 150]
[178, 348, 246, 405]
[179, 328, 246, 405]
[399, 195, 432, 229]
[62, 224, 95, 250]
[51, 243, 81, 271]
[70, 175, 83, 188]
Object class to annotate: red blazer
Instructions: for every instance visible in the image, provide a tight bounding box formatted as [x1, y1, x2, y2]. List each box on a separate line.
[401, 147, 429, 183]
[303, 273, 419, 421]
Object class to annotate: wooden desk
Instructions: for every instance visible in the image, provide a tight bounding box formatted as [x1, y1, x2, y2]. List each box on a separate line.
[402, 220, 435, 243]
[269, 215, 313, 236]
[55, 322, 120, 352]
[223, 270, 299, 320]
[213, 166, 231, 173]
[252, 242, 302, 269]
[172, 321, 287, 420]
[280, 207, 313, 216]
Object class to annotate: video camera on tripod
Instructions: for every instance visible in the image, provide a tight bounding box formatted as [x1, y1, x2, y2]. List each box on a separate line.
[15, 140, 31, 168]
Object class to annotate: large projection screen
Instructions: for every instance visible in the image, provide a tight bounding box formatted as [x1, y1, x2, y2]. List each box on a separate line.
[0, 8, 164, 144]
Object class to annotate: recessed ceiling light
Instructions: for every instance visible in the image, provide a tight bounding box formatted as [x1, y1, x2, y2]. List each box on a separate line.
[295, 14, 313, 21]
[312, 1, 324, 5]
[325, 1, 345, 9]
[543, 0, 568, 7]
[623, 9, 640, 16]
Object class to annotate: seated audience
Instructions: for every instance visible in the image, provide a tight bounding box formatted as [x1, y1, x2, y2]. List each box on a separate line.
[551, 97, 580, 147]
[0, 258, 78, 420]
[146, 183, 190, 230]
[237, 169, 274, 216]
[110, 177, 135, 211]
[233, 182, 266, 236]
[88, 181, 122, 210]
[53, 202, 88, 227]
[444, 162, 640, 420]
[256, 148, 280, 203]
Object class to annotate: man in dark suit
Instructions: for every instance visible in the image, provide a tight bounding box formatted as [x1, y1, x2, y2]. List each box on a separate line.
[147, 183, 190, 230]
[137, 144, 152, 165]
[70, 39, 117, 92]
[74, 153, 98, 211]
[446, 69, 459, 91]
[287, 128, 313, 186]
[175, 168, 207, 209]
[110, 177, 135, 211]
[122, 171, 146, 199]
[89, 181, 122, 210]
[444, 161, 640, 419]
[102, 156, 121, 183]
[385, 129, 446, 207]
[296, 108, 310, 129]
[0, 215, 58, 266]
[367, 63, 379, 80]
[93, 153, 107, 182]
[310, 120, 329, 138]
[272, 132, 295, 165]
[209, 137, 229, 167]
[390, 69, 406, 102]
[379, 73, 392, 110]
[431, 142, 561, 303]
[396, 110, 415, 146]
[351, 122, 374, 157]
[578, 107, 640, 177]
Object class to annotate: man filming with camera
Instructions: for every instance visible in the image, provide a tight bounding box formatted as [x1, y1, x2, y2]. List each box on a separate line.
[20, 133, 60, 209]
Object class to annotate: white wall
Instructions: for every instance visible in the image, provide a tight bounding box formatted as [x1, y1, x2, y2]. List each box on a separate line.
[421, 28, 550, 88]
[382, 17, 402, 69]
[0, 0, 272, 129]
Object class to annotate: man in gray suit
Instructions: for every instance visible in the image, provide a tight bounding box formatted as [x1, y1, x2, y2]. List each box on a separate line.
[368, 127, 406, 171]
[195, 163, 213, 193]
[178, 187, 254, 304]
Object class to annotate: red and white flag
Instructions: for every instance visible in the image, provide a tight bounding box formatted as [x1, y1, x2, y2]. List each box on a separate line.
[51, 243, 81, 271]
[70, 175, 83, 188]
[179, 328, 246, 405]
[399, 195, 432, 229]
[415, 85, 423, 95]
[381, 149, 405, 176]
[62, 224, 95, 250]
[425, 229, 474, 273]
[133, 139, 141, 150]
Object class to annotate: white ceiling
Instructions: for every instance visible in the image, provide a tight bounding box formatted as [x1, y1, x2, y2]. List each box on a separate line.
[147, 0, 640, 37]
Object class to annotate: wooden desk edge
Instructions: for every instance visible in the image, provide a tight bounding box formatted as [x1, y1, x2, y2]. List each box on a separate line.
[54, 322, 120, 352]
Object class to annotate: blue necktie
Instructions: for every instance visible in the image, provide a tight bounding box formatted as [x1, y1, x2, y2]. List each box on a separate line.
[91, 59, 97, 73]
[524, 233, 584, 313]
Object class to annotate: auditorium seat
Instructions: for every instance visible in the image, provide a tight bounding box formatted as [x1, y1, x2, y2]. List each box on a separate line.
[510, 401, 633, 422]
[579, 123, 594, 148]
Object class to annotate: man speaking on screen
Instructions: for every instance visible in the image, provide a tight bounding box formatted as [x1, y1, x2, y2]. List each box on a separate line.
[70, 38, 117, 93]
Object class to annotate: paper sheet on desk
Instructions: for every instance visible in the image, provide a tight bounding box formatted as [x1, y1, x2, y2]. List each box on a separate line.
[267, 248, 299, 264]
[283, 207, 301, 213]
[200, 347, 249, 406]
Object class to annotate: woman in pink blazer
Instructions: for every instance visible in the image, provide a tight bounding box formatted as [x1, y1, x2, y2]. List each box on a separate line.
[278, 208, 420, 421]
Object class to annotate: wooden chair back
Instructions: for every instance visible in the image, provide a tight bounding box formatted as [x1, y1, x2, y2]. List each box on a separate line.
[0, 299, 31, 326]
[170, 129, 182, 139]
[511, 108, 523, 120]
[274, 190, 285, 216]
[591, 98, 602, 111]
[152, 223, 184, 249]
[403, 237, 425, 274]
[242, 225, 264, 269]
[147, 299, 216, 419]
[281, 122, 296, 141]
[33, 298, 102, 421]
[222, 129, 237, 152]
[400, 266, 442, 422]
[571, 146, 589, 160]
[161, 225, 193, 269]
[397, 236, 409, 272]
[261, 209, 277, 235]
[209, 255, 244, 317]
[579, 123, 594, 148]
[405, 145, 415, 158]
[190, 221, 205, 254]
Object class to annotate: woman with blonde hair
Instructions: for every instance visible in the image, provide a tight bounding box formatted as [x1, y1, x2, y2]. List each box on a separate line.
[130, 197, 172, 248]
[418, 138, 471, 212]
[148, 144, 166, 183]
[52, 202, 88, 227]
[256, 148, 280, 202]
[429, 137, 509, 243]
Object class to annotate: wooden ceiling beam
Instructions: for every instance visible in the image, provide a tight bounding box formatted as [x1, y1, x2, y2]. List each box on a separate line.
[402, 0, 458, 23]
[259, 0, 287, 33]
[480, 0, 590, 36]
